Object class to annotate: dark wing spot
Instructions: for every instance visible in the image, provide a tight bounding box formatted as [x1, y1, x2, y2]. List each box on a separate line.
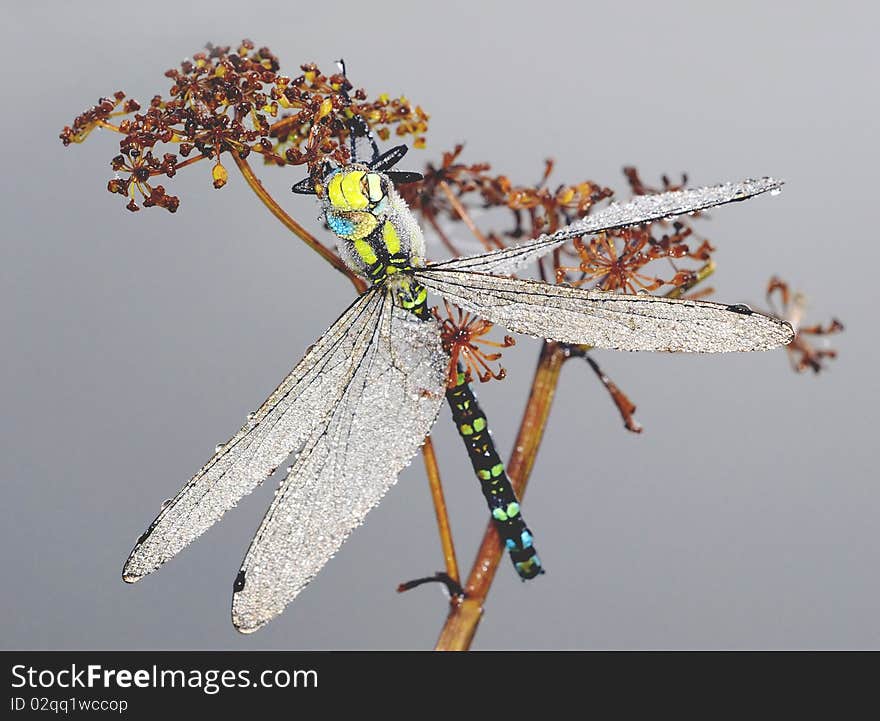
[726, 303, 754, 315]
[233, 570, 246, 592]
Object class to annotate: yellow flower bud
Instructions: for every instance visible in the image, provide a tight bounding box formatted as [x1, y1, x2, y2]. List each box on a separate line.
[316, 98, 333, 120]
[212, 161, 228, 189]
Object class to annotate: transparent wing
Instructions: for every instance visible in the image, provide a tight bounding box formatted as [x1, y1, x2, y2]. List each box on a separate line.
[430, 177, 783, 275]
[231, 294, 446, 633]
[416, 268, 794, 352]
[123, 289, 386, 582]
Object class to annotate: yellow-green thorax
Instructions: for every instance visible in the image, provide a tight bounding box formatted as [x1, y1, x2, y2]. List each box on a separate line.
[320, 165, 427, 287]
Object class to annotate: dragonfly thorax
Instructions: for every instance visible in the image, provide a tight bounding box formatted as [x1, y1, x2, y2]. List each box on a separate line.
[320, 165, 426, 283]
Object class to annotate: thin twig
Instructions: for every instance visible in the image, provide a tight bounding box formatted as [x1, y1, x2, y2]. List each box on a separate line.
[420, 435, 461, 586]
[169, 154, 209, 172]
[580, 353, 643, 433]
[665, 260, 716, 299]
[397, 572, 465, 597]
[438, 181, 495, 251]
[230, 152, 367, 292]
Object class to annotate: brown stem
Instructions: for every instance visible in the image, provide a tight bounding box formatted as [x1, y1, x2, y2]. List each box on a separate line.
[438, 181, 495, 251]
[268, 113, 302, 139]
[665, 260, 716, 299]
[95, 120, 124, 134]
[168, 154, 208, 172]
[230, 152, 367, 293]
[421, 436, 460, 585]
[435, 341, 567, 651]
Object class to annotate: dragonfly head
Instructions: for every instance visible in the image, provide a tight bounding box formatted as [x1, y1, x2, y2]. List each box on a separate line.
[291, 129, 422, 244]
[318, 164, 393, 241]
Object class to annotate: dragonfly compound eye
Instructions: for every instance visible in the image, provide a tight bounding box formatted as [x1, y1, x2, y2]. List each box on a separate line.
[325, 168, 389, 214]
[364, 172, 386, 203]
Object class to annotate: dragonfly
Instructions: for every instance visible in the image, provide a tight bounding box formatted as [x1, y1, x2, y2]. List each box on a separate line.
[122, 124, 793, 633]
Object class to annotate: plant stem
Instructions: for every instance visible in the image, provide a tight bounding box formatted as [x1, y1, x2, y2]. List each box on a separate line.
[168, 154, 208, 172]
[438, 181, 495, 251]
[421, 436, 460, 585]
[666, 260, 716, 299]
[230, 152, 367, 293]
[435, 341, 567, 651]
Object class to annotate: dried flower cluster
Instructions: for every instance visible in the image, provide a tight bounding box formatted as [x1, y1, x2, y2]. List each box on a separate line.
[61, 41, 428, 212]
[559, 223, 714, 294]
[553, 167, 715, 294]
[432, 299, 516, 387]
[766, 277, 844, 373]
[399, 145, 614, 252]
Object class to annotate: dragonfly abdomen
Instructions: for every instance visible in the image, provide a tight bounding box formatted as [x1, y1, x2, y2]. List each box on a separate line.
[447, 371, 543, 580]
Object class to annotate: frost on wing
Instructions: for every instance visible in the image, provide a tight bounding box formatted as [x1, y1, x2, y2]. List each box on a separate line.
[232, 297, 446, 633]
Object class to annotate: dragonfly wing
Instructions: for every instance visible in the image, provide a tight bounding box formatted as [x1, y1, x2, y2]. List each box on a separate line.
[231, 294, 446, 633]
[430, 177, 783, 275]
[123, 289, 386, 582]
[416, 268, 794, 352]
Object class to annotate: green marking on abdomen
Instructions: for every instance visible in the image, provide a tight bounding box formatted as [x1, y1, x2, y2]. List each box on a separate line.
[445, 368, 543, 580]
[400, 294, 543, 581]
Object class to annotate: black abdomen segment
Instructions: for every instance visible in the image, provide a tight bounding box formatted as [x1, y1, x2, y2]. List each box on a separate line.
[446, 370, 543, 579]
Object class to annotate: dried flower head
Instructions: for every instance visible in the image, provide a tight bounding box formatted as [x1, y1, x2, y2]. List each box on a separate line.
[61, 41, 428, 212]
[400, 146, 613, 254]
[432, 300, 515, 387]
[766, 277, 844, 373]
[557, 221, 715, 293]
[623, 166, 690, 196]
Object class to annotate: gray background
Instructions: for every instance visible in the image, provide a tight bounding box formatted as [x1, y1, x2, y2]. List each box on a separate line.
[1, 0, 876, 649]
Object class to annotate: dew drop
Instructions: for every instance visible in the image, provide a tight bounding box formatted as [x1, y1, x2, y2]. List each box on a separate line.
[770, 188, 782, 196]
[215, 444, 225, 453]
